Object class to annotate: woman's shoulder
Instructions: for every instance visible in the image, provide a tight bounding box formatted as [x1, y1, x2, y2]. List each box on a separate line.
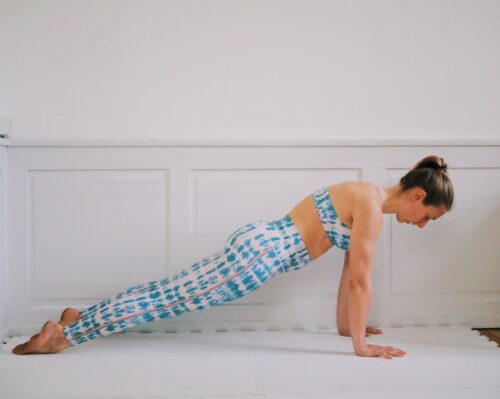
[327, 181, 381, 204]
[330, 182, 383, 238]
[324, 181, 382, 230]
[330, 182, 382, 212]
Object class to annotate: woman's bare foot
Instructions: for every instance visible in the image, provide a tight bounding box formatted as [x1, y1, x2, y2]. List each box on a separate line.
[58, 307, 81, 327]
[12, 321, 70, 355]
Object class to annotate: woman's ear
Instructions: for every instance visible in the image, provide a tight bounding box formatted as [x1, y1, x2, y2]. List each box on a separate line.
[409, 187, 427, 202]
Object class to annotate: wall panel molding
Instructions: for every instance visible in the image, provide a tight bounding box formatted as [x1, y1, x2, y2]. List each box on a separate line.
[1, 141, 499, 336]
[3, 138, 500, 147]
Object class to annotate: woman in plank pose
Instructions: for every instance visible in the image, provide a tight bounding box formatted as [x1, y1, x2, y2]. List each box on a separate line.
[12, 155, 453, 359]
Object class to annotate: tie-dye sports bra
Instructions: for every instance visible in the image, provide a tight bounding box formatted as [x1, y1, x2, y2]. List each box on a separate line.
[311, 186, 352, 251]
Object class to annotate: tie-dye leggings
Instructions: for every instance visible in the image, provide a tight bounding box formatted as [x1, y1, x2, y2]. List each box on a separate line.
[63, 214, 313, 346]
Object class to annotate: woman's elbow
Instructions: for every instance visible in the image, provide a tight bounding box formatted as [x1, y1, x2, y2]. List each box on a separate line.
[349, 277, 372, 290]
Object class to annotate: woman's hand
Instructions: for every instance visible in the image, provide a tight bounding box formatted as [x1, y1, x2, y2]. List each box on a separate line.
[339, 326, 383, 337]
[355, 344, 407, 359]
[365, 326, 383, 336]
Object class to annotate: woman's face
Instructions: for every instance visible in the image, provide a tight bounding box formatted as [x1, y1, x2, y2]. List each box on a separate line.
[396, 187, 447, 228]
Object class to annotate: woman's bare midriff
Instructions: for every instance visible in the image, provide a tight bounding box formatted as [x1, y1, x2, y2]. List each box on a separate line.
[288, 182, 363, 261]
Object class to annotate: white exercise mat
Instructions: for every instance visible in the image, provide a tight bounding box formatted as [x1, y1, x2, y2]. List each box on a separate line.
[1, 325, 498, 399]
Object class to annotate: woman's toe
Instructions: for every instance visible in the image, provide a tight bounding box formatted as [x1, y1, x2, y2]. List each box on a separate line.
[13, 342, 27, 355]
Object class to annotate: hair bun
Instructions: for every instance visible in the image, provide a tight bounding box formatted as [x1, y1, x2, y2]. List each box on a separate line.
[414, 155, 448, 173]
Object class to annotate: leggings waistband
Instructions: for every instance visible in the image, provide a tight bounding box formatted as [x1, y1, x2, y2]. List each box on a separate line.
[270, 214, 313, 273]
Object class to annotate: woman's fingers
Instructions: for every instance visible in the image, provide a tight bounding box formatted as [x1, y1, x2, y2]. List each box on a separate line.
[389, 347, 406, 357]
[380, 346, 407, 359]
[382, 347, 394, 359]
[365, 326, 383, 336]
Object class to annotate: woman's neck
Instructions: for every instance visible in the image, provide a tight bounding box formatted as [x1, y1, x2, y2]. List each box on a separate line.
[379, 184, 404, 214]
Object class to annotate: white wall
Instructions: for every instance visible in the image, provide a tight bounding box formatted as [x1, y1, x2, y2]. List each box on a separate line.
[0, 0, 499, 140]
[0, 144, 7, 341]
[0, 2, 499, 338]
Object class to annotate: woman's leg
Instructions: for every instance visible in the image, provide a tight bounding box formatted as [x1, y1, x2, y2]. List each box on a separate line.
[62, 221, 286, 347]
[75, 247, 229, 323]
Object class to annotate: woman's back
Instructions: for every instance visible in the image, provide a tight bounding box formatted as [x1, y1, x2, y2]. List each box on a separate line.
[288, 182, 381, 260]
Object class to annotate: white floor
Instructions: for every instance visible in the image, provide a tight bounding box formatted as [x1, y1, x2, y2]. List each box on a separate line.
[0, 325, 499, 399]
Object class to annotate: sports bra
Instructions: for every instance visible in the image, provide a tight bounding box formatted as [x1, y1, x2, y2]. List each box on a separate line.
[311, 187, 352, 251]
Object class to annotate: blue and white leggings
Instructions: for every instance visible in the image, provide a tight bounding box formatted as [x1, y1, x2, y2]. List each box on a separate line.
[63, 214, 312, 346]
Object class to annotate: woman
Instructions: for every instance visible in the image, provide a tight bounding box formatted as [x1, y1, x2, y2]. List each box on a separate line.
[12, 155, 453, 359]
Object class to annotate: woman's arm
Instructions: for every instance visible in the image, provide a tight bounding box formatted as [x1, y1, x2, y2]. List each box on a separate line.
[336, 251, 351, 336]
[337, 253, 384, 338]
[347, 198, 383, 353]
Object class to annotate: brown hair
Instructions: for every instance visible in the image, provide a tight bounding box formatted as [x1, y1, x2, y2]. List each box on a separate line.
[399, 155, 454, 211]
